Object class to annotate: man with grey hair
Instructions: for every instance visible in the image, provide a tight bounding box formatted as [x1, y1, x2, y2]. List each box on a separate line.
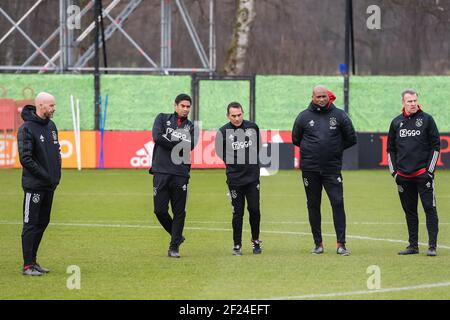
[17, 92, 61, 275]
[387, 89, 440, 256]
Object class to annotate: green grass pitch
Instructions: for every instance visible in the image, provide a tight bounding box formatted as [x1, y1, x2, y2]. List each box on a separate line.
[0, 169, 449, 300]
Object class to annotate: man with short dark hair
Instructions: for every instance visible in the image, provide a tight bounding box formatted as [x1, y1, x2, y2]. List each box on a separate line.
[215, 102, 262, 256]
[150, 93, 197, 258]
[18, 92, 61, 276]
[292, 85, 357, 256]
[387, 89, 440, 256]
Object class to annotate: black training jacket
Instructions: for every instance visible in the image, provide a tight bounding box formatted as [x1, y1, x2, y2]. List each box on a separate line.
[387, 110, 440, 176]
[292, 103, 357, 173]
[17, 105, 61, 191]
[151, 112, 197, 178]
[215, 120, 261, 186]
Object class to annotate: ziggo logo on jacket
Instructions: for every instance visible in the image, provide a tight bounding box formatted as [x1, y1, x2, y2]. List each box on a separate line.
[399, 129, 421, 138]
[166, 128, 191, 142]
[231, 140, 253, 150]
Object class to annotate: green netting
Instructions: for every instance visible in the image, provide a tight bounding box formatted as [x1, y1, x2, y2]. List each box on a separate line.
[102, 75, 191, 130]
[348, 76, 450, 132]
[199, 80, 250, 130]
[0, 74, 93, 130]
[1, 74, 449, 131]
[256, 75, 450, 132]
[256, 75, 344, 130]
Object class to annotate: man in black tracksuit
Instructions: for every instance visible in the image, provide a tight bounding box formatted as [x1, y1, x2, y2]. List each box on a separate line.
[17, 92, 61, 276]
[292, 85, 357, 255]
[387, 89, 440, 256]
[215, 102, 262, 256]
[150, 93, 197, 258]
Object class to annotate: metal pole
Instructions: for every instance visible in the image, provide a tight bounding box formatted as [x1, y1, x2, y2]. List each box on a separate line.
[175, 0, 209, 68]
[0, 7, 57, 68]
[99, 0, 108, 72]
[69, 67, 212, 72]
[191, 74, 199, 122]
[350, 0, 355, 75]
[0, 0, 43, 46]
[66, 0, 74, 69]
[20, 28, 59, 72]
[94, 0, 101, 130]
[344, 0, 351, 114]
[21, 0, 87, 71]
[104, 12, 157, 66]
[73, 0, 152, 69]
[59, 0, 66, 72]
[161, 0, 166, 70]
[250, 75, 256, 122]
[47, 0, 118, 71]
[209, 0, 216, 73]
[167, 0, 172, 70]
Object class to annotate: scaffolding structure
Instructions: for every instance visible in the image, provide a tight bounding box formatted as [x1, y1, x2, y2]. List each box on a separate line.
[0, 0, 217, 74]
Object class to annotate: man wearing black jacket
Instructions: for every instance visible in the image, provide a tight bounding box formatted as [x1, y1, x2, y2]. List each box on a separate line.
[292, 85, 357, 256]
[215, 102, 262, 256]
[17, 92, 61, 276]
[150, 94, 197, 258]
[387, 89, 440, 256]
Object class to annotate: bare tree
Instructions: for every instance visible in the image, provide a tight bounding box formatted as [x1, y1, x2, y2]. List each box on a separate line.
[223, 0, 256, 75]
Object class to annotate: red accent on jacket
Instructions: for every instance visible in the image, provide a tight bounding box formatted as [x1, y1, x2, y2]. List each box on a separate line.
[397, 168, 427, 178]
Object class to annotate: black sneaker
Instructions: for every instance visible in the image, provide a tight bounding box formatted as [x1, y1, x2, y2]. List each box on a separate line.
[167, 236, 185, 258]
[168, 248, 180, 258]
[232, 245, 242, 256]
[398, 246, 419, 255]
[311, 243, 324, 254]
[33, 263, 50, 273]
[336, 243, 350, 256]
[252, 240, 262, 254]
[22, 265, 43, 276]
[427, 247, 437, 257]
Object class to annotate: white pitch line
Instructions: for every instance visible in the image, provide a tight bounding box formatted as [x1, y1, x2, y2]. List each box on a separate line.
[1, 220, 447, 300]
[261, 229, 450, 250]
[0, 221, 162, 230]
[186, 220, 450, 226]
[2, 191, 450, 198]
[0, 219, 449, 226]
[263, 281, 450, 300]
[1, 221, 449, 250]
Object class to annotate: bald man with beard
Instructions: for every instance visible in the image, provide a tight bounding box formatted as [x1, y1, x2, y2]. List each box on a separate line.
[292, 85, 357, 256]
[17, 92, 61, 276]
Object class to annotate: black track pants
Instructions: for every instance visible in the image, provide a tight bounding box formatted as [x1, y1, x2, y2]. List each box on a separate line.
[302, 171, 346, 246]
[396, 174, 439, 247]
[21, 190, 54, 266]
[153, 173, 189, 250]
[227, 181, 261, 246]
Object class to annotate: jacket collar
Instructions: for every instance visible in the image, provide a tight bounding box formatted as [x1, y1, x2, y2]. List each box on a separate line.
[21, 105, 50, 125]
[308, 102, 335, 113]
[402, 106, 423, 118]
[174, 112, 188, 126]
